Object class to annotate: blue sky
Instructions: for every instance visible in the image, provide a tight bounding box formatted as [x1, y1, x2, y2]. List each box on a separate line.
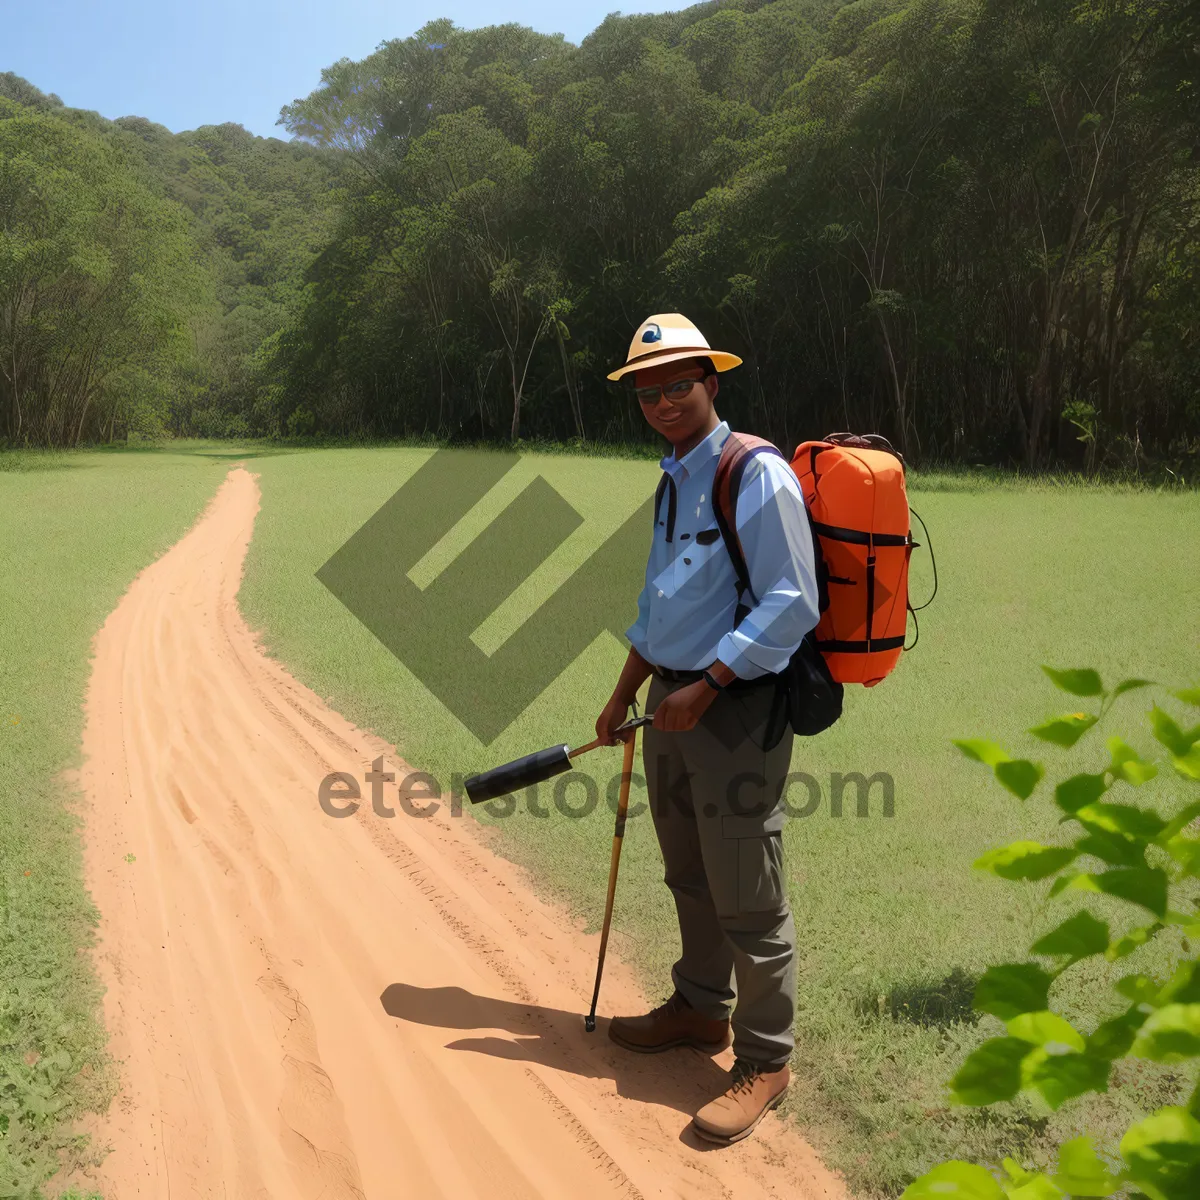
[3, 0, 680, 140]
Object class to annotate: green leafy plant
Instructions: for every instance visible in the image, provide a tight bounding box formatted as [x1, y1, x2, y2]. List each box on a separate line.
[1063, 400, 1101, 476]
[903, 667, 1200, 1200]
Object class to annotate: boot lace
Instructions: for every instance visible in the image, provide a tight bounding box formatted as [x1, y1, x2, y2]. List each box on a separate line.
[729, 1059, 765, 1095]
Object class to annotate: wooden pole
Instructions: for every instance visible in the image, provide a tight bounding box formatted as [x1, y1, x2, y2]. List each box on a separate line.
[585, 728, 637, 1032]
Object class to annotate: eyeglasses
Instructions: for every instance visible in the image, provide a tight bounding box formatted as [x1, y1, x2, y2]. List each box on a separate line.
[630, 375, 706, 405]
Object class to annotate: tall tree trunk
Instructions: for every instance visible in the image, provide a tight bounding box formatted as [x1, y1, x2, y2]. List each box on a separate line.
[509, 354, 521, 441]
[875, 311, 911, 457]
[553, 319, 584, 440]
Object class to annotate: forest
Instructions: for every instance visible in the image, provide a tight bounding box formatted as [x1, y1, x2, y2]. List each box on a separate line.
[1, 0, 1197, 470]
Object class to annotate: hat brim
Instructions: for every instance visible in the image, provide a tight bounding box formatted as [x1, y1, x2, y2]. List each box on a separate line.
[607, 348, 743, 382]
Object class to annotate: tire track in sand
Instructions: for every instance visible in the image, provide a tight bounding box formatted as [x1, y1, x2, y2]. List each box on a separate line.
[78, 466, 850, 1200]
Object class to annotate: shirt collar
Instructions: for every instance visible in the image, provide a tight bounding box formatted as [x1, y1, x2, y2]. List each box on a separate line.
[660, 420, 731, 480]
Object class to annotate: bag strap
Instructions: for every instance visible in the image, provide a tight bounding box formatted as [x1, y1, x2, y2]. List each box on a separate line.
[713, 433, 792, 743]
[823, 431, 905, 465]
[712, 432, 785, 620]
[908, 506, 938, 611]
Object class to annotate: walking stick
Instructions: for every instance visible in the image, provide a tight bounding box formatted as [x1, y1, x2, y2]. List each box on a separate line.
[462, 711, 651, 1032]
[585, 726, 638, 1033]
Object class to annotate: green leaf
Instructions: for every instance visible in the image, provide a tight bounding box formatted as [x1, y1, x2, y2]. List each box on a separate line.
[1073, 867, 1169, 917]
[974, 963, 1054, 1019]
[1049, 873, 1082, 899]
[1171, 746, 1200, 781]
[1171, 688, 1200, 708]
[1042, 666, 1104, 697]
[1006, 1174, 1066, 1200]
[1031, 911, 1110, 962]
[1113, 678, 1155, 699]
[1030, 713, 1099, 748]
[950, 1037, 1031, 1105]
[1116, 974, 1162, 1004]
[954, 739, 1011, 767]
[1056, 773, 1109, 814]
[975, 842, 1077, 881]
[1029, 1052, 1112, 1110]
[1008, 1010, 1086, 1052]
[1075, 802, 1166, 839]
[1160, 962, 1200, 1006]
[1166, 909, 1200, 927]
[900, 1161, 1007, 1200]
[1108, 738, 1159, 786]
[1152, 707, 1198, 758]
[1075, 826, 1147, 868]
[1121, 1107, 1200, 1196]
[1002, 1158, 1038, 1185]
[1087, 1005, 1149, 1059]
[995, 759, 1044, 800]
[1132, 1004, 1200, 1062]
[1154, 802, 1200, 845]
[1162, 837, 1200, 875]
[1106, 923, 1163, 960]
[1054, 1135, 1122, 1196]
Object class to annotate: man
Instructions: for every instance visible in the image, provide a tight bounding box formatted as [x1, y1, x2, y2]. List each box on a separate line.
[595, 313, 821, 1145]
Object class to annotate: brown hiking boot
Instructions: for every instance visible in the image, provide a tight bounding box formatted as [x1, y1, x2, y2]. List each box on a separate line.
[692, 1059, 791, 1144]
[608, 991, 731, 1054]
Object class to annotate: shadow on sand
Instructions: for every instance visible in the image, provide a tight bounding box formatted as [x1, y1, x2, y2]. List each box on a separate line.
[381, 982, 736, 1148]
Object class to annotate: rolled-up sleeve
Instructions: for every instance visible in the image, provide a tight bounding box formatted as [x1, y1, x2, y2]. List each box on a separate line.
[715, 454, 820, 678]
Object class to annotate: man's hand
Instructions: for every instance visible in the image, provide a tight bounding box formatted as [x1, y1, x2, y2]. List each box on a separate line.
[651, 679, 719, 732]
[596, 695, 634, 745]
[598, 648, 654, 745]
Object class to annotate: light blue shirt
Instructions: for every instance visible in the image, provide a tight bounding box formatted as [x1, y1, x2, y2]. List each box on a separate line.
[625, 421, 821, 679]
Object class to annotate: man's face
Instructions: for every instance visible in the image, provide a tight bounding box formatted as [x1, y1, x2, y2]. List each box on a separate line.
[631, 358, 718, 444]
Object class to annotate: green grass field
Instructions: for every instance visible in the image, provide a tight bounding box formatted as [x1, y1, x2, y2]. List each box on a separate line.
[236, 446, 1200, 1195]
[0, 447, 235, 1197]
[3, 441, 1198, 1197]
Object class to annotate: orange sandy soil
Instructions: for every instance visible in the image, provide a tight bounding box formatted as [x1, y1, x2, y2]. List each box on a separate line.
[72, 466, 849, 1199]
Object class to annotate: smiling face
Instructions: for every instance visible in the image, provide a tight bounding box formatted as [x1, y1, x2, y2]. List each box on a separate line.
[631, 357, 720, 455]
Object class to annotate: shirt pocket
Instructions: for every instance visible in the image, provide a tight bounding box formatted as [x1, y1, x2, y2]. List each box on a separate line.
[673, 526, 726, 598]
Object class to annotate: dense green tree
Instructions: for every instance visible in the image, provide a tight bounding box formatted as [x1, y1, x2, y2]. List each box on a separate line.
[0, 88, 339, 446]
[265, 2, 1196, 467]
[0, 99, 207, 444]
[1, 0, 1196, 468]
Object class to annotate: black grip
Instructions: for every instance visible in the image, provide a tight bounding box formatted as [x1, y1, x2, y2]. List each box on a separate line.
[464, 744, 572, 804]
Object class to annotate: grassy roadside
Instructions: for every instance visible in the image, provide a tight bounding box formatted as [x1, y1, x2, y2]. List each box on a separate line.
[0, 448, 229, 1197]
[2, 437, 1196, 1197]
[236, 443, 1200, 1196]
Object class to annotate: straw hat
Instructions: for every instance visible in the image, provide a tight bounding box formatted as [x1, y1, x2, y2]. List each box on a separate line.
[606, 313, 742, 382]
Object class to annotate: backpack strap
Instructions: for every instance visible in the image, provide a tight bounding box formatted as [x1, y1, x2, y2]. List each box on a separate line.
[712, 432, 785, 623]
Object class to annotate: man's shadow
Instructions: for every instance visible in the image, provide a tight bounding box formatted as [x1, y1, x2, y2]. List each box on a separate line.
[380, 982, 732, 1124]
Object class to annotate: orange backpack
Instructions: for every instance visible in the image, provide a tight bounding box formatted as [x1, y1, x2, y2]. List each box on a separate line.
[791, 434, 933, 685]
[712, 431, 934, 689]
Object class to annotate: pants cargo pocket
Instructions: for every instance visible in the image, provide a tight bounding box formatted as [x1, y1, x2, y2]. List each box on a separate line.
[715, 810, 787, 918]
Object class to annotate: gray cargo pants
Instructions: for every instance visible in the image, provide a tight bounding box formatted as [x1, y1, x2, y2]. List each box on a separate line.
[643, 672, 796, 1068]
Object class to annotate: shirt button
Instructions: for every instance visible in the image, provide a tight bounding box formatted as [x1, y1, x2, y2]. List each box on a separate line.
[657, 590, 664, 597]
[683, 558, 691, 565]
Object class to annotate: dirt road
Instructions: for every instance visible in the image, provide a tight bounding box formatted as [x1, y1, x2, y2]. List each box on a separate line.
[78, 466, 847, 1199]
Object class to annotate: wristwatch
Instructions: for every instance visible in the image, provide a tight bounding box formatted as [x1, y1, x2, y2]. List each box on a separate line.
[702, 669, 726, 692]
